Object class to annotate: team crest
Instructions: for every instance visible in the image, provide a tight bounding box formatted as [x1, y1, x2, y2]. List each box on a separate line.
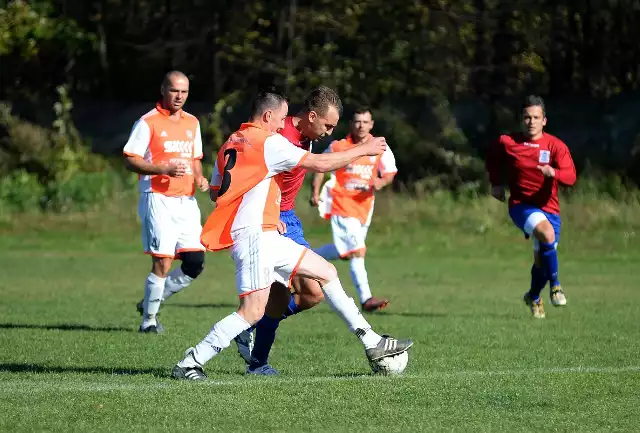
[186, 130, 193, 139]
[539, 150, 550, 164]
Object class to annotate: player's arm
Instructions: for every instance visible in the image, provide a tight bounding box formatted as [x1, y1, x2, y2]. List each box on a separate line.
[192, 122, 209, 191]
[300, 137, 387, 173]
[537, 140, 577, 186]
[486, 136, 506, 201]
[310, 172, 325, 206]
[123, 119, 184, 177]
[209, 159, 221, 202]
[373, 146, 398, 191]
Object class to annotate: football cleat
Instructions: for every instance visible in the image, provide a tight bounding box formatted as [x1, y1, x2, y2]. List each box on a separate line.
[550, 286, 567, 307]
[234, 329, 255, 365]
[246, 364, 280, 376]
[171, 348, 207, 381]
[362, 297, 389, 312]
[365, 335, 413, 362]
[139, 322, 164, 334]
[523, 292, 546, 319]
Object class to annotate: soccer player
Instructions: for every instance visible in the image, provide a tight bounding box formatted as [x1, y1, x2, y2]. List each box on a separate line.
[171, 90, 413, 380]
[311, 108, 397, 311]
[486, 95, 576, 319]
[243, 86, 346, 375]
[123, 71, 209, 333]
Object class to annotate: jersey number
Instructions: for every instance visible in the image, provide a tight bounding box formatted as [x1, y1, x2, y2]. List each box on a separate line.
[218, 148, 237, 197]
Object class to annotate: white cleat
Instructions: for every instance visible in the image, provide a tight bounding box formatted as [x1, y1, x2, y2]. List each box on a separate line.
[246, 364, 280, 376]
[234, 329, 254, 365]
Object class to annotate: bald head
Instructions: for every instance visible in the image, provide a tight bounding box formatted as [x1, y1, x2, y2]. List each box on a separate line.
[160, 70, 189, 114]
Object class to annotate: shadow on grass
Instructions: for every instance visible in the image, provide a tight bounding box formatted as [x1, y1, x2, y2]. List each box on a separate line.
[165, 303, 237, 309]
[0, 323, 134, 332]
[0, 363, 167, 376]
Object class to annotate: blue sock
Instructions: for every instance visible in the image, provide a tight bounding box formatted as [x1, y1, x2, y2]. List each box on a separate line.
[284, 294, 301, 318]
[529, 264, 547, 300]
[250, 315, 281, 368]
[249, 296, 301, 368]
[539, 241, 560, 288]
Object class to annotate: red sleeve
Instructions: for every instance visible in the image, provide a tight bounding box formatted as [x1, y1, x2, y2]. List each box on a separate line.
[486, 136, 505, 187]
[552, 140, 576, 186]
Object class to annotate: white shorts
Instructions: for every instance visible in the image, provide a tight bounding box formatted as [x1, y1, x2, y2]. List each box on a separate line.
[138, 193, 204, 258]
[230, 229, 307, 297]
[331, 215, 370, 257]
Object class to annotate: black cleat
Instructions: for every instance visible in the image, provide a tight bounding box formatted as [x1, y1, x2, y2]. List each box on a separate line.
[365, 335, 413, 361]
[138, 322, 164, 334]
[171, 364, 207, 381]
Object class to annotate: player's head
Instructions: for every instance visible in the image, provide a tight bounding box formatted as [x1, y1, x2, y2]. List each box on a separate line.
[298, 86, 342, 140]
[250, 89, 289, 133]
[350, 107, 374, 141]
[521, 95, 547, 140]
[160, 71, 189, 114]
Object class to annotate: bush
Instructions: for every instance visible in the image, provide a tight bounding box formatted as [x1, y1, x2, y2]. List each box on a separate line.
[0, 170, 45, 212]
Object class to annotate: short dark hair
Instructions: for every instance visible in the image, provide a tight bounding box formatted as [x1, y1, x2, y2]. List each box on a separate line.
[162, 70, 188, 89]
[522, 95, 546, 116]
[250, 89, 288, 119]
[353, 107, 372, 118]
[304, 86, 343, 117]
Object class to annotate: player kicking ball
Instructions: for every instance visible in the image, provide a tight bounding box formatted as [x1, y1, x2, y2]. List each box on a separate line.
[311, 108, 396, 312]
[486, 95, 576, 318]
[171, 90, 413, 380]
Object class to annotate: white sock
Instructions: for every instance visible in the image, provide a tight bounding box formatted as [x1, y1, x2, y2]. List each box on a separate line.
[314, 244, 340, 261]
[349, 257, 372, 304]
[141, 273, 166, 329]
[180, 312, 251, 367]
[162, 267, 194, 301]
[321, 279, 381, 349]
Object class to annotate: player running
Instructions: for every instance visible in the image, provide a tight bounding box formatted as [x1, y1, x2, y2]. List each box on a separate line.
[311, 108, 397, 311]
[486, 95, 576, 319]
[123, 71, 209, 333]
[171, 90, 413, 380]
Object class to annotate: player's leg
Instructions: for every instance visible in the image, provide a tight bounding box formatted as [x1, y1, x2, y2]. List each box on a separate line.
[138, 193, 179, 333]
[539, 213, 565, 306]
[249, 277, 324, 374]
[172, 231, 274, 380]
[285, 242, 413, 361]
[163, 197, 207, 301]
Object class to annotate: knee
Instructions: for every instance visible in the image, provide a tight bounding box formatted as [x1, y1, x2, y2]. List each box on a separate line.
[534, 221, 556, 244]
[152, 257, 173, 277]
[180, 251, 205, 279]
[321, 262, 339, 283]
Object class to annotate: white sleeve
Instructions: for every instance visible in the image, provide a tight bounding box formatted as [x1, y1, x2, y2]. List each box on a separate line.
[123, 119, 151, 157]
[264, 134, 309, 176]
[378, 145, 398, 174]
[210, 159, 222, 190]
[194, 122, 203, 159]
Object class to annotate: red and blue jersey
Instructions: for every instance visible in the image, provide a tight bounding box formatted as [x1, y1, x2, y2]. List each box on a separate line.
[277, 116, 312, 211]
[486, 132, 576, 214]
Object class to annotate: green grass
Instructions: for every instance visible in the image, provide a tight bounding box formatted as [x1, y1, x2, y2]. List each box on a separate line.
[0, 194, 639, 432]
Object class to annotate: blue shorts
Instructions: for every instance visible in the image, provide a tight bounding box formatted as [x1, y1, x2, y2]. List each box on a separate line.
[280, 209, 310, 248]
[509, 203, 561, 245]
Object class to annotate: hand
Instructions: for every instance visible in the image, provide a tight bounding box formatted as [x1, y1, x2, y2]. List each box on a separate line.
[164, 163, 187, 178]
[309, 193, 320, 207]
[277, 220, 287, 234]
[537, 165, 556, 178]
[196, 175, 210, 192]
[491, 185, 506, 202]
[361, 136, 387, 156]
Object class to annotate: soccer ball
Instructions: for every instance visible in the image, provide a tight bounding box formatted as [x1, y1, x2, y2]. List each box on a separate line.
[369, 351, 409, 376]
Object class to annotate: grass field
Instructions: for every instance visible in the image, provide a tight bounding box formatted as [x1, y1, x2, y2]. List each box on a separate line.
[1, 194, 639, 432]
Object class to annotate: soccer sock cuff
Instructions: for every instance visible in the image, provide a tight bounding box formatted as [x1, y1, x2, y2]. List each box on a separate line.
[321, 279, 380, 348]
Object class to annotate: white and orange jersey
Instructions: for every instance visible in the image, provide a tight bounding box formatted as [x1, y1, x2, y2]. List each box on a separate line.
[327, 135, 397, 224]
[123, 102, 203, 197]
[201, 123, 309, 251]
